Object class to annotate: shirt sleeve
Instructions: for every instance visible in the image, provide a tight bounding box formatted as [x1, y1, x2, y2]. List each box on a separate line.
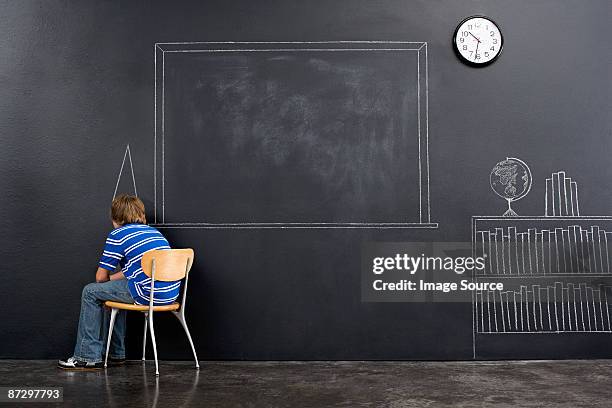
[98, 233, 124, 272]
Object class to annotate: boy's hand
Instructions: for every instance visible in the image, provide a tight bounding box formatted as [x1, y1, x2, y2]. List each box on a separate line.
[110, 271, 125, 281]
[95, 267, 110, 283]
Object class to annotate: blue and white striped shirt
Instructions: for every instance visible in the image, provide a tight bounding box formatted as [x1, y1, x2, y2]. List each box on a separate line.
[98, 223, 180, 305]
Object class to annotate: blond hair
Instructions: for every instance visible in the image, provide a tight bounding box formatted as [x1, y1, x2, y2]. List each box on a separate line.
[111, 195, 146, 225]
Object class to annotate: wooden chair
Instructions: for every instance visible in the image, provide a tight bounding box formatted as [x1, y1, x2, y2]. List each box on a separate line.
[103, 249, 199, 376]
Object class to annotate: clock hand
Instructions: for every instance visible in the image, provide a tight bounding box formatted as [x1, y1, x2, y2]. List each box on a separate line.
[468, 32, 481, 43]
[474, 41, 479, 59]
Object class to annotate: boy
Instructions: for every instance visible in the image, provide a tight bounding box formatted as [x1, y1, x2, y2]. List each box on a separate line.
[58, 195, 180, 370]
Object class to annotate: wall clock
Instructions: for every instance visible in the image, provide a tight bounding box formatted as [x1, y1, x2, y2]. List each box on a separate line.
[453, 15, 503, 67]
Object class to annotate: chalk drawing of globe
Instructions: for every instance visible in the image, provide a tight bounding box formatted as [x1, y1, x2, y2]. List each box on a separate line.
[490, 157, 532, 216]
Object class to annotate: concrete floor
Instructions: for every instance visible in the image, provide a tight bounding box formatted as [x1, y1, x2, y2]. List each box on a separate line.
[0, 360, 611, 407]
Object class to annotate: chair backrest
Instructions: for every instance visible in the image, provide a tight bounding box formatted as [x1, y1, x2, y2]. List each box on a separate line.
[141, 249, 194, 282]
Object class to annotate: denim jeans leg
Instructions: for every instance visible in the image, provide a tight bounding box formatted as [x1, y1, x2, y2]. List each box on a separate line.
[73, 279, 134, 362]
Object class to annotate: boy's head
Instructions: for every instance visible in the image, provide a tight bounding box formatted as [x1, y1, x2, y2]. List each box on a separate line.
[111, 194, 146, 227]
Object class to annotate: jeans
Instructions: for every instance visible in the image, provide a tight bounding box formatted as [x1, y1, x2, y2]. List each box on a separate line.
[73, 279, 134, 362]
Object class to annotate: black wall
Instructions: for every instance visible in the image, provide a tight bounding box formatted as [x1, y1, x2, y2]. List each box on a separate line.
[1, 0, 611, 360]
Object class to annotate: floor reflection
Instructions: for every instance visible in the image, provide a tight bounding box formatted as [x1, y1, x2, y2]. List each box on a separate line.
[103, 362, 200, 408]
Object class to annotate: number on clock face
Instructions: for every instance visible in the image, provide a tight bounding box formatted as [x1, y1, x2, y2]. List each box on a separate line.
[453, 16, 503, 66]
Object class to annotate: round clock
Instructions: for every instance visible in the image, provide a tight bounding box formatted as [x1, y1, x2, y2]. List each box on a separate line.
[453, 15, 503, 67]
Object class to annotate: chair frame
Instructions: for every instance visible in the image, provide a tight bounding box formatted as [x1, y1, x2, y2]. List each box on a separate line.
[104, 250, 199, 376]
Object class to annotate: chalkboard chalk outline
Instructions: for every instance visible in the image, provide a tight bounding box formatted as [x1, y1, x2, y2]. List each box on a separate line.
[151, 223, 438, 229]
[113, 144, 138, 199]
[153, 41, 435, 229]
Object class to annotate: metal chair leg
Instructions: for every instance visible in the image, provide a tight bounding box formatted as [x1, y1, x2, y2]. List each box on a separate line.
[104, 308, 118, 368]
[173, 312, 200, 369]
[142, 313, 148, 361]
[148, 312, 159, 376]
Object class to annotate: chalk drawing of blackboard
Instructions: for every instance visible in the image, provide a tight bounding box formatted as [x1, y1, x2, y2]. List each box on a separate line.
[153, 42, 435, 229]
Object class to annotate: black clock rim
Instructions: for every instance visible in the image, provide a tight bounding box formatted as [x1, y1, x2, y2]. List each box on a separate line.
[452, 14, 504, 68]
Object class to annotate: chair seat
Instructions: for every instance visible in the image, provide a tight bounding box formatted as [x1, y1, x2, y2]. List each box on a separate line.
[104, 300, 180, 312]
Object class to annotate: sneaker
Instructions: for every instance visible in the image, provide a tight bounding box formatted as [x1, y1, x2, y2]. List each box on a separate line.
[58, 356, 103, 370]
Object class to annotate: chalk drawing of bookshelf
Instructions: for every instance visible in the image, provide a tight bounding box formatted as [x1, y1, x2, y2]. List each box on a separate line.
[472, 170, 612, 340]
[475, 280, 612, 333]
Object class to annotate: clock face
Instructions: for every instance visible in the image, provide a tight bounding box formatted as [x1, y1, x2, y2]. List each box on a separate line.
[453, 16, 503, 66]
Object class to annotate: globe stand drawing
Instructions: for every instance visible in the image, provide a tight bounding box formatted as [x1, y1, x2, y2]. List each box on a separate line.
[490, 157, 532, 217]
[503, 198, 519, 217]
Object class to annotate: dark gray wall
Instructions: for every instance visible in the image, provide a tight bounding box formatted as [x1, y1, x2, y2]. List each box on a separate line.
[1, 0, 611, 360]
